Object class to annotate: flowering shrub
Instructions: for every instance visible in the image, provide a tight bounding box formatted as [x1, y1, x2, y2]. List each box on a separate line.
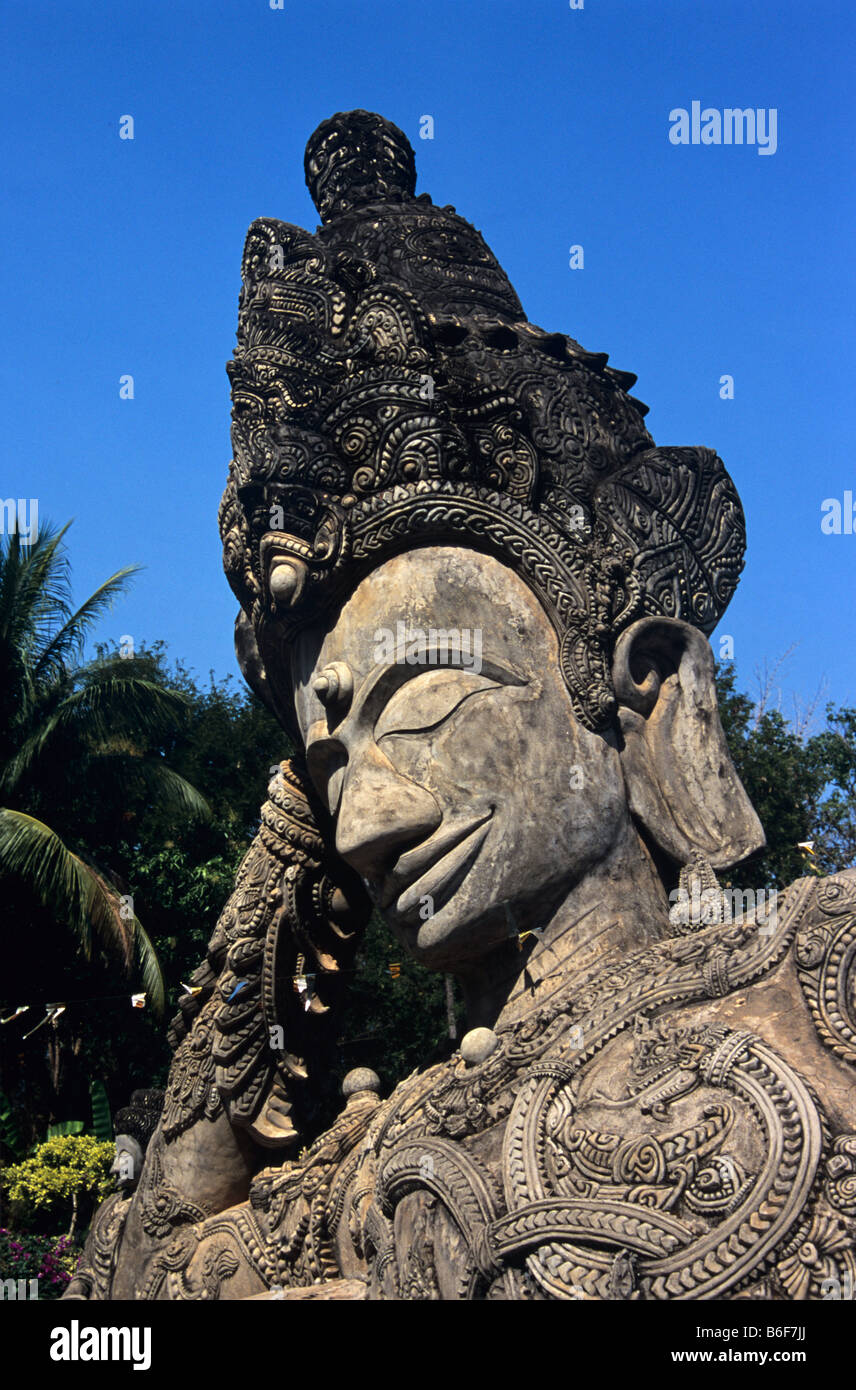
[0, 1228, 80, 1299]
[1, 1134, 114, 1233]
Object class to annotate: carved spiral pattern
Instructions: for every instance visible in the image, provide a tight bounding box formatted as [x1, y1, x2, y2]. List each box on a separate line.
[796, 905, 856, 1065]
[346, 877, 854, 1300]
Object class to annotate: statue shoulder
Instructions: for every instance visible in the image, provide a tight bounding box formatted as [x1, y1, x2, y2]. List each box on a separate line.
[783, 866, 856, 910]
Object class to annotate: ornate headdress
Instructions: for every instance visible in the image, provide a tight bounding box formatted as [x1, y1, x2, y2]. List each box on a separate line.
[113, 1088, 164, 1149]
[220, 110, 746, 736]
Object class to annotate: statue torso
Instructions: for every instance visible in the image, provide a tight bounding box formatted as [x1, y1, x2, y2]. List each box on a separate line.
[94, 871, 856, 1301]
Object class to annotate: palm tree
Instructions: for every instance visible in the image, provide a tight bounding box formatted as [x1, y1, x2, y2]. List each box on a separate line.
[0, 522, 209, 1014]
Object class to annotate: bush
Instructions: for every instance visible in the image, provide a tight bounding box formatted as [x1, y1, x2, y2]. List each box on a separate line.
[0, 1228, 79, 1299]
[0, 1134, 114, 1235]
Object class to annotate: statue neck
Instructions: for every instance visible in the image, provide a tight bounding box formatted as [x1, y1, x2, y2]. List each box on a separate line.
[454, 816, 671, 1032]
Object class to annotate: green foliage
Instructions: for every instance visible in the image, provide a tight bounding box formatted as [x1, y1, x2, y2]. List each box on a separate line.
[0, 810, 166, 1013]
[1, 1134, 114, 1233]
[0, 523, 212, 1019]
[0, 1091, 24, 1160]
[715, 665, 856, 887]
[802, 706, 856, 873]
[1, 632, 285, 1141]
[45, 1121, 84, 1139]
[715, 664, 817, 886]
[116, 643, 289, 851]
[0, 529, 223, 1138]
[88, 1080, 112, 1141]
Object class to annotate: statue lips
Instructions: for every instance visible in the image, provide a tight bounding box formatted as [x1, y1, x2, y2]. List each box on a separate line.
[379, 810, 494, 921]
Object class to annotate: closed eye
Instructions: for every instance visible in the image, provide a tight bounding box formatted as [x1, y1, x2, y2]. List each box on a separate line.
[375, 669, 501, 741]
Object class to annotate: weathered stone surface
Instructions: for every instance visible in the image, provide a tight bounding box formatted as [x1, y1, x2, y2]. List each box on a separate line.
[341, 1068, 380, 1097]
[245, 1278, 368, 1301]
[68, 110, 856, 1303]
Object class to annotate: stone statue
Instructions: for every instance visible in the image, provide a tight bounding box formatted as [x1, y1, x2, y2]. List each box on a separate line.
[64, 1089, 163, 1300]
[68, 111, 856, 1302]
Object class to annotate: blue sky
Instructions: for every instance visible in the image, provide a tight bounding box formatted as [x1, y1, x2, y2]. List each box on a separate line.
[3, 0, 854, 723]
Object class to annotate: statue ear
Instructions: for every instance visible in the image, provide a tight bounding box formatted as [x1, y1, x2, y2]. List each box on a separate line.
[234, 610, 276, 714]
[612, 617, 764, 870]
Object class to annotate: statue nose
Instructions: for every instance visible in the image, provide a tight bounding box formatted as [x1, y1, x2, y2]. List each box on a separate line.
[335, 744, 441, 880]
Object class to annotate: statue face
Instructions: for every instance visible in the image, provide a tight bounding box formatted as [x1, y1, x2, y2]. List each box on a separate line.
[292, 547, 629, 970]
[110, 1135, 144, 1191]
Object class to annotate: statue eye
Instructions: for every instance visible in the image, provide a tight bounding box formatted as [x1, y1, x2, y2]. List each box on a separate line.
[375, 669, 499, 741]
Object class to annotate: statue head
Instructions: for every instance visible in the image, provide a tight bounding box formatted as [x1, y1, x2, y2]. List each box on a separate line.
[110, 1089, 163, 1192]
[218, 109, 763, 1082]
[290, 544, 763, 974]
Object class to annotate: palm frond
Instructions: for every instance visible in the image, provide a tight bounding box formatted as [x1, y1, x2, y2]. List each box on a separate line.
[133, 760, 212, 822]
[0, 809, 166, 1015]
[65, 850, 166, 1015]
[131, 918, 166, 1015]
[0, 524, 73, 657]
[0, 704, 77, 797]
[1, 675, 195, 798]
[89, 1079, 113, 1140]
[79, 752, 212, 823]
[33, 566, 141, 685]
[0, 809, 132, 964]
[63, 670, 192, 739]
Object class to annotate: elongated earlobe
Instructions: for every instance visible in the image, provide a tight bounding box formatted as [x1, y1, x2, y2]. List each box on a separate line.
[235, 610, 270, 704]
[612, 616, 764, 870]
